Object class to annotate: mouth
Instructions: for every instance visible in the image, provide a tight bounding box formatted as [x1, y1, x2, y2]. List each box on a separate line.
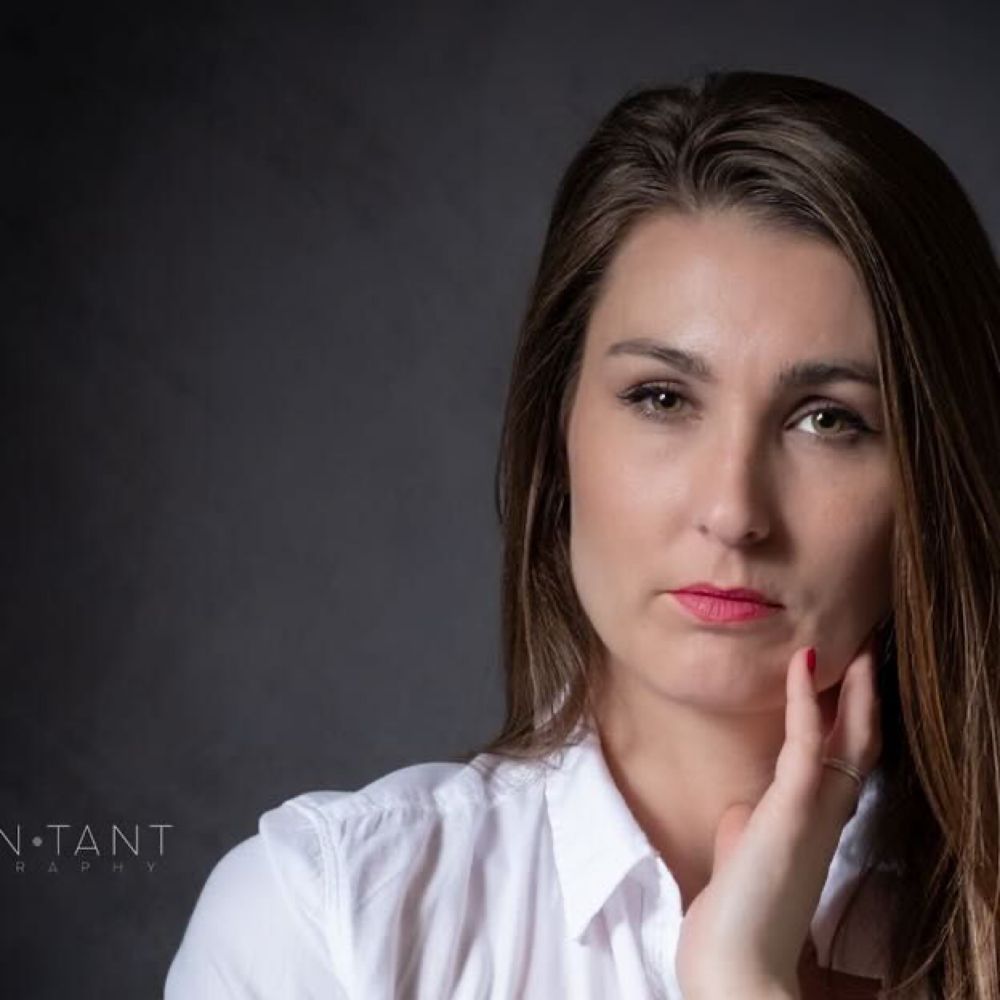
[673, 582, 783, 605]
[669, 590, 783, 624]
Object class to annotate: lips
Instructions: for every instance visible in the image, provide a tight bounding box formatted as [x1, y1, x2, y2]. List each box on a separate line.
[671, 591, 781, 623]
[672, 582, 782, 607]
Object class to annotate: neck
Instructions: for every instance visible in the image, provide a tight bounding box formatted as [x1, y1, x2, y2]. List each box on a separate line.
[591, 667, 791, 912]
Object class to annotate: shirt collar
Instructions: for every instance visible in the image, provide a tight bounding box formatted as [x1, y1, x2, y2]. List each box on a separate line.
[543, 712, 885, 949]
[544, 717, 659, 941]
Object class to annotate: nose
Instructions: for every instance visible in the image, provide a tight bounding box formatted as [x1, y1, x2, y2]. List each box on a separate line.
[694, 424, 773, 547]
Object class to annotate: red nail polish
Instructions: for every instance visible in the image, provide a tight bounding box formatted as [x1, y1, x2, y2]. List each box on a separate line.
[807, 648, 817, 675]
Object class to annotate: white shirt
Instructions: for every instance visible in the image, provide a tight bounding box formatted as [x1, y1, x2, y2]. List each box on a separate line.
[165, 717, 900, 998]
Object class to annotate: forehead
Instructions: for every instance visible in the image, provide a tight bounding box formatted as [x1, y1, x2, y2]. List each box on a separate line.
[586, 209, 878, 365]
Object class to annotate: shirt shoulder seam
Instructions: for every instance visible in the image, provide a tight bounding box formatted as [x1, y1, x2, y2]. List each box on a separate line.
[282, 796, 354, 993]
[294, 756, 548, 830]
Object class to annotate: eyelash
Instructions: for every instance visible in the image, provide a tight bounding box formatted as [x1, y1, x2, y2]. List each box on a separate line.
[617, 383, 874, 446]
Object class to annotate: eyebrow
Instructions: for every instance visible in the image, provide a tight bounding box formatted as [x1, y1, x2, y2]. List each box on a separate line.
[605, 338, 881, 390]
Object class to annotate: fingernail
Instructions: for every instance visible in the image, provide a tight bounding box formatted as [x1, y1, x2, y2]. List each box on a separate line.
[807, 648, 817, 675]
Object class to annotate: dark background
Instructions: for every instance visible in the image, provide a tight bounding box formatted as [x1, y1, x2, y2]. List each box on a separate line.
[3, 1, 998, 996]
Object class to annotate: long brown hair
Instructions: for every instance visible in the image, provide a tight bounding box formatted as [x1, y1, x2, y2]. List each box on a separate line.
[453, 70, 1000, 998]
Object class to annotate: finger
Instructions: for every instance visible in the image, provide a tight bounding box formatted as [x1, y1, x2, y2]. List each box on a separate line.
[826, 630, 881, 768]
[770, 646, 825, 814]
[821, 631, 882, 815]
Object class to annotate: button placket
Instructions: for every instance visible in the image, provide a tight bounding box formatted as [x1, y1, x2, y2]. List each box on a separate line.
[639, 857, 683, 1000]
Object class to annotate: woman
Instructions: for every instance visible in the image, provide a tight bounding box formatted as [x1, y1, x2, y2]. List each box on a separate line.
[165, 71, 1000, 998]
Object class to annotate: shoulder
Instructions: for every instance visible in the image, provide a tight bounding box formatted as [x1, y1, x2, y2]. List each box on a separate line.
[278, 751, 546, 848]
[164, 753, 543, 998]
[164, 820, 348, 998]
[270, 753, 547, 903]
[165, 793, 357, 1000]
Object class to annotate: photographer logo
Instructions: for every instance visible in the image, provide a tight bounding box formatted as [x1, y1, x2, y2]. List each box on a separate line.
[0, 823, 172, 873]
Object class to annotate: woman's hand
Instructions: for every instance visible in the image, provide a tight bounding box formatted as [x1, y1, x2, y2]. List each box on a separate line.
[675, 631, 883, 1000]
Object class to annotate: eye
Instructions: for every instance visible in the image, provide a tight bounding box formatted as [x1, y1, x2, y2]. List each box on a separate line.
[618, 384, 691, 422]
[793, 405, 872, 445]
[618, 383, 874, 446]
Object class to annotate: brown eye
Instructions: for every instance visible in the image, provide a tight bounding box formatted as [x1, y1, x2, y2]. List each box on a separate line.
[619, 384, 690, 423]
[795, 405, 870, 444]
[811, 411, 843, 433]
[647, 389, 685, 413]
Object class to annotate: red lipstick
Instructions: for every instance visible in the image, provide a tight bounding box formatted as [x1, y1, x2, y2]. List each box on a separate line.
[670, 582, 782, 624]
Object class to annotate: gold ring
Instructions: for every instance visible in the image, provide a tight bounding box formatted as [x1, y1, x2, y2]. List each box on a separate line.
[821, 757, 865, 789]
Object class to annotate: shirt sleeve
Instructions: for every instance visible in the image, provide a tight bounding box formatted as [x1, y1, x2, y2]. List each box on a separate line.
[164, 798, 350, 999]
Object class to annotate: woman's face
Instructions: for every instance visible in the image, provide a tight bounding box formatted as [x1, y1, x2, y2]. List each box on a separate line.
[564, 209, 894, 712]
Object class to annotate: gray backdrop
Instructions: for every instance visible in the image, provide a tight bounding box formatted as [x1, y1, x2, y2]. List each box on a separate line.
[3, 0, 998, 995]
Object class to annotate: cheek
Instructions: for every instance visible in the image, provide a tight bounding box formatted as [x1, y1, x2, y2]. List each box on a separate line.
[569, 421, 676, 637]
[568, 450, 632, 590]
[567, 417, 670, 563]
[566, 417, 662, 620]
[801, 489, 894, 607]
